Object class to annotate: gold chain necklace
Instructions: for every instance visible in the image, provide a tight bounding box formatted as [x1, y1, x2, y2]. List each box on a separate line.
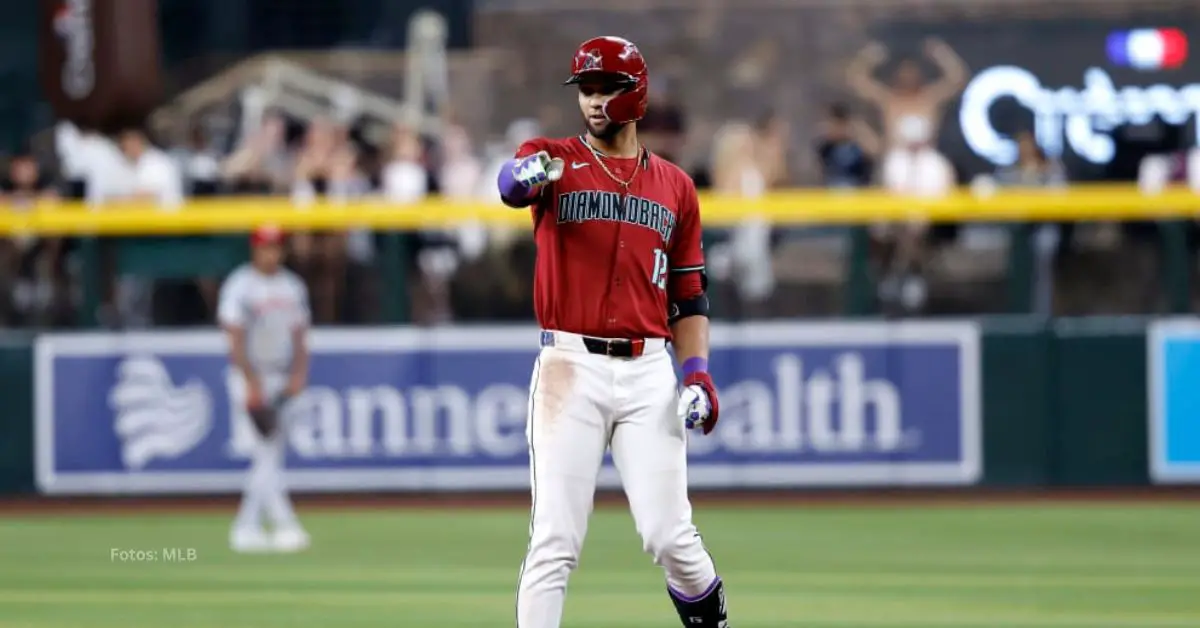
[583, 136, 643, 191]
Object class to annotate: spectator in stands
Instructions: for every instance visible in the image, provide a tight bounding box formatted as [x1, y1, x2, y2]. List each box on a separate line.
[292, 117, 351, 201]
[464, 118, 542, 319]
[479, 118, 542, 256]
[438, 123, 487, 262]
[322, 122, 373, 201]
[113, 128, 185, 209]
[992, 131, 1068, 315]
[382, 123, 456, 325]
[704, 121, 775, 313]
[323, 122, 372, 200]
[438, 124, 482, 201]
[164, 123, 223, 324]
[711, 122, 767, 198]
[52, 125, 120, 325]
[1189, 145, 1200, 194]
[847, 38, 967, 150]
[222, 112, 293, 194]
[326, 121, 377, 324]
[53, 124, 139, 209]
[118, 126, 220, 327]
[2, 150, 58, 207]
[995, 131, 1067, 189]
[53, 121, 98, 200]
[763, 103, 881, 299]
[1184, 148, 1200, 270]
[639, 78, 687, 165]
[816, 103, 880, 189]
[753, 109, 791, 189]
[176, 123, 222, 197]
[290, 116, 360, 324]
[0, 150, 67, 326]
[382, 123, 428, 204]
[877, 116, 955, 314]
[85, 128, 186, 327]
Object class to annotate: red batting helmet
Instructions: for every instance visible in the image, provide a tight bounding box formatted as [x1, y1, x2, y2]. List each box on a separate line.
[563, 36, 649, 125]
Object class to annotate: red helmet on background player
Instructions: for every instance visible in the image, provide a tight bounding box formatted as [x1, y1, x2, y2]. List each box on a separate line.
[250, 224, 284, 247]
[563, 36, 649, 125]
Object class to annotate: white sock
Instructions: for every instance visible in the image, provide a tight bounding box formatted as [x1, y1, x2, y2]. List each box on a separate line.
[233, 438, 276, 531]
[261, 436, 300, 530]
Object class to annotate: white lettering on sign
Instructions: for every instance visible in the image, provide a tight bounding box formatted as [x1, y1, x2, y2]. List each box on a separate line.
[686, 352, 912, 456]
[959, 65, 1200, 166]
[223, 373, 530, 461]
[54, 0, 96, 100]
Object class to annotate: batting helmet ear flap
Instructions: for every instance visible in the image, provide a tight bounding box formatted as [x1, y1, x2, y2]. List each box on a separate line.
[602, 79, 649, 125]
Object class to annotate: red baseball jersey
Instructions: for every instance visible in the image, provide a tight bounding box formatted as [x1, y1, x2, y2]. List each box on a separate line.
[515, 135, 705, 340]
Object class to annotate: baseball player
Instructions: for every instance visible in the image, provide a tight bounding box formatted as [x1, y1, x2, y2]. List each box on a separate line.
[497, 36, 731, 628]
[218, 225, 312, 553]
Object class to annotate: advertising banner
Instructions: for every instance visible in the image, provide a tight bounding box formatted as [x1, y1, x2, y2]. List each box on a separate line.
[34, 322, 981, 495]
[1148, 319, 1200, 484]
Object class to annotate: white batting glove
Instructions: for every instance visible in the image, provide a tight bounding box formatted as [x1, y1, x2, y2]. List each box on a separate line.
[677, 384, 712, 431]
[512, 151, 565, 190]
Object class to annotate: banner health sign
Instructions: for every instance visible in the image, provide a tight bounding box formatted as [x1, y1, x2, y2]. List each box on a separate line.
[34, 322, 982, 495]
[1148, 319, 1200, 484]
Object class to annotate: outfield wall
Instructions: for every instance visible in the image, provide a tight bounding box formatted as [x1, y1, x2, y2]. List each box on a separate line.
[0, 317, 1195, 496]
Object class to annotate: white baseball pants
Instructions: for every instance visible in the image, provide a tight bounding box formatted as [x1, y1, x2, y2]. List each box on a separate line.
[232, 371, 301, 533]
[515, 330, 718, 628]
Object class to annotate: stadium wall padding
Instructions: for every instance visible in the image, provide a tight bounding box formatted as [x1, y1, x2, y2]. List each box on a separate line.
[0, 336, 35, 493]
[0, 318, 1160, 495]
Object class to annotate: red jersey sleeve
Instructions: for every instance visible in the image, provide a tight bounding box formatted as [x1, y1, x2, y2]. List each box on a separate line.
[515, 138, 552, 159]
[667, 175, 705, 301]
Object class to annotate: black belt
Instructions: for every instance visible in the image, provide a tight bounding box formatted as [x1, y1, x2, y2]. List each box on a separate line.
[582, 336, 647, 358]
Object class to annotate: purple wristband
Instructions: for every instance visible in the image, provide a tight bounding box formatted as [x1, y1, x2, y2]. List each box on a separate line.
[497, 158, 534, 207]
[682, 357, 708, 376]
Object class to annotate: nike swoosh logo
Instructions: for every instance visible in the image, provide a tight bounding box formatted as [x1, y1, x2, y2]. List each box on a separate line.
[571, 162, 589, 169]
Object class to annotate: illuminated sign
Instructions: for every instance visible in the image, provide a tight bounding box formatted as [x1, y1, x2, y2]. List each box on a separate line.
[1107, 28, 1188, 71]
[53, 0, 96, 100]
[959, 65, 1200, 166]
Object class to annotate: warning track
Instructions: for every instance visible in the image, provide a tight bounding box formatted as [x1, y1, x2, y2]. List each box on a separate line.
[0, 487, 1196, 517]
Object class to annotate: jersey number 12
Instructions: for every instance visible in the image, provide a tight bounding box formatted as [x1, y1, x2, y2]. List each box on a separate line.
[651, 248, 668, 290]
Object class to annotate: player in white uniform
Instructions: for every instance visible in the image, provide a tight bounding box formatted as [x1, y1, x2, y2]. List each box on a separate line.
[218, 225, 312, 553]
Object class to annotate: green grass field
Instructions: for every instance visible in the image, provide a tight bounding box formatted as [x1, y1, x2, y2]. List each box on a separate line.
[0, 503, 1197, 627]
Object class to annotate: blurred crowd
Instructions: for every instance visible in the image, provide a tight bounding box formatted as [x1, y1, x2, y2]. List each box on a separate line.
[4, 35, 1199, 329]
[10, 112, 550, 328]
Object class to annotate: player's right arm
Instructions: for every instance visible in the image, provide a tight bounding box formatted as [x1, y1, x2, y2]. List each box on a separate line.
[495, 139, 565, 208]
[217, 271, 262, 406]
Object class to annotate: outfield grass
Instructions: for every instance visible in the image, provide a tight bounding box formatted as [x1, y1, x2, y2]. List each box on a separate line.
[0, 503, 1197, 627]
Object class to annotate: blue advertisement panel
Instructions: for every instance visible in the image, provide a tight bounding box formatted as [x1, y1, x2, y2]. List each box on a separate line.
[34, 322, 981, 495]
[1149, 320, 1200, 484]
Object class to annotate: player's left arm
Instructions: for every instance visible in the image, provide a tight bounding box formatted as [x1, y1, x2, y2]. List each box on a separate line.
[667, 177, 720, 435]
[286, 277, 312, 398]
